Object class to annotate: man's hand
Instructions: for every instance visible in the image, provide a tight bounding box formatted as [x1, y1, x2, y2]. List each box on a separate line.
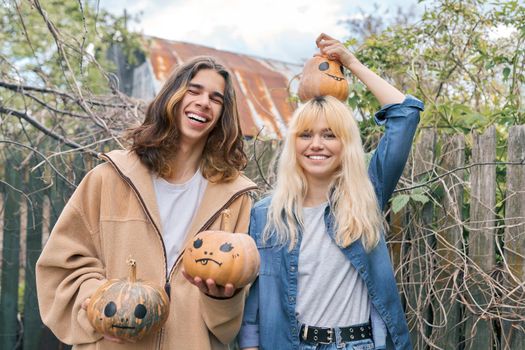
[182, 269, 239, 298]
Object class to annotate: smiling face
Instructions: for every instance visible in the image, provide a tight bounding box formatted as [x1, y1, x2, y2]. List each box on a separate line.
[175, 68, 226, 148]
[295, 115, 343, 183]
[317, 59, 345, 82]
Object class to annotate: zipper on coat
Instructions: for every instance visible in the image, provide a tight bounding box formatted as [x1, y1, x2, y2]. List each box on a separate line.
[99, 153, 169, 282]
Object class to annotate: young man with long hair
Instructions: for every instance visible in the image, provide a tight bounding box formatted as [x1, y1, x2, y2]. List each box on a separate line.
[37, 56, 257, 350]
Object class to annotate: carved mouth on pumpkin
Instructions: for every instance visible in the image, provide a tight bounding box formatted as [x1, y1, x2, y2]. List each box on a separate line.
[325, 73, 344, 81]
[195, 258, 222, 266]
[111, 324, 135, 330]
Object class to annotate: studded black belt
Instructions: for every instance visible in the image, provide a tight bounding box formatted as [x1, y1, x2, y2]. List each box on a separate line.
[300, 323, 373, 344]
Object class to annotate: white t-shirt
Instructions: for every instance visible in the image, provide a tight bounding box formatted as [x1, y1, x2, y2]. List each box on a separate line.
[153, 170, 207, 273]
[296, 202, 370, 327]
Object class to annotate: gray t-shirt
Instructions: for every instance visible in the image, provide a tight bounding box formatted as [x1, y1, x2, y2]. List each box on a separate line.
[153, 170, 207, 273]
[296, 203, 370, 327]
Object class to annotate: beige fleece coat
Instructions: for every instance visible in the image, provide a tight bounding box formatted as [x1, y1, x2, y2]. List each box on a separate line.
[36, 150, 257, 350]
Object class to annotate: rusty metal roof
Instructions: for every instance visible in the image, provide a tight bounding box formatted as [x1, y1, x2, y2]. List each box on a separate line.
[144, 36, 302, 138]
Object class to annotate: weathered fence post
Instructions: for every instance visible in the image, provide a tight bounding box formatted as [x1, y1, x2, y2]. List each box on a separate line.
[22, 162, 46, 350]
[0, 195, 3, 268]
[432, 133, 465, 349]
[0, 152, 22, 349]
[389, 207, 407, 286]
[407, 128, 436, 349]
[40, 153, 80, 350]
[464, 126, 497, 350]
[501, 125, 525, 349]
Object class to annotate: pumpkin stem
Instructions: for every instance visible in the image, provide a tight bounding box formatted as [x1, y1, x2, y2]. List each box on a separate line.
[127, 256, 137, 283]
[220, 209, 231, 232]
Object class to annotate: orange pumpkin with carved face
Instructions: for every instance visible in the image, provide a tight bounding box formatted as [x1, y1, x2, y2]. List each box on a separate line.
[298, 55, 349, 102]
[183, 230, 260, 288]
[86, 259, 169, 342]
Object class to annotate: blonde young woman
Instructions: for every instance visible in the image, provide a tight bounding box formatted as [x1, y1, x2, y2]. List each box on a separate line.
[239, 34, 423, 350]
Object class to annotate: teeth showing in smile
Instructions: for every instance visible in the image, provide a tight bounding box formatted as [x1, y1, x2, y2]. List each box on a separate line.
[326, 73, 344, 81]
[187, 113, 207, 123]
[308, 155, 328, 160]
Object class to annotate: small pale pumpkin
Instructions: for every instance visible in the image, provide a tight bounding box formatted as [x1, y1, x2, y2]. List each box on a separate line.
[86, 258, 169, 342]
[297, 55, 349, 102]
[183, 210, 260, 288]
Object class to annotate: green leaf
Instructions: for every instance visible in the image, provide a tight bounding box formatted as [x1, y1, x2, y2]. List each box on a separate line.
[503, 67, 511, 81]
[410, 193, 430, 204]
[391, 194, 410, 213]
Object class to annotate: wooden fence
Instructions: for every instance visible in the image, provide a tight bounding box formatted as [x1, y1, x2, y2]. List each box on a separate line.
[389, 125, 525, 350]
[0, 149, 89, 350]
[0, 125, 524, 349]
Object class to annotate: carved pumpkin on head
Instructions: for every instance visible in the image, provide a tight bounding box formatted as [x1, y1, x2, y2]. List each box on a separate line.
[183, 210, 260, 288]
[86, 258, 170, 342]
[298, 55, 349, 102]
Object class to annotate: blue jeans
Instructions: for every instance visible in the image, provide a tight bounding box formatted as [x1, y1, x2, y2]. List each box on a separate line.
[299, 338, 374, 350]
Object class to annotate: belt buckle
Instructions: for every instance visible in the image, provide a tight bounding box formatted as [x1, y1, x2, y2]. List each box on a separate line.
[302, 325, 309, 340]
[318, 328, 333, 344]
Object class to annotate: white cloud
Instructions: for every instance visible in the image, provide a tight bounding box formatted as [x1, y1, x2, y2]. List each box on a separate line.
[100, 0, 420, 63]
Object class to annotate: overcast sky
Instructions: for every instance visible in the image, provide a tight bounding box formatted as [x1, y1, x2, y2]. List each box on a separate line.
[99, 0, 424, 64]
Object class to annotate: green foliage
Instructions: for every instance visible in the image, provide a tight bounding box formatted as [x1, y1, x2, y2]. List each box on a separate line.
[346, 0, 525, 133]
[391, 186, 431, 213]
[348, 1, 522, 233]
[0, 0, 144, 93]
[391, 194, 410, 213]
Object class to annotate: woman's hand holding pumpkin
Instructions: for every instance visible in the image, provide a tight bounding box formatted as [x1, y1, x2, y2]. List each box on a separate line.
[315, 32, 404, 105]
[315, 32, 360, 69]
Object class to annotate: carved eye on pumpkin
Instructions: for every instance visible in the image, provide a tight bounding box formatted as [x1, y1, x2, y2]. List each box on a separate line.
[193, 238, 203, 249]
[134, 304, 147, 319]
[318, 62, 329, 71]
[104, 301, 117, 317]
[220, 242, 234, 252]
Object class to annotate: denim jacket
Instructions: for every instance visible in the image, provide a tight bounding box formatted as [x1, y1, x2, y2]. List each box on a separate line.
[239, 96, 424, 350]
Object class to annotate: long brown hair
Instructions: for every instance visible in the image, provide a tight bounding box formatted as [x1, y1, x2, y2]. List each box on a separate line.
[127, 56, 247, 182]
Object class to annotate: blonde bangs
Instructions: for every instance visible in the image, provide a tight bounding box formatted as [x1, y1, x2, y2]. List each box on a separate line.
[291, 97, 355, 147]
